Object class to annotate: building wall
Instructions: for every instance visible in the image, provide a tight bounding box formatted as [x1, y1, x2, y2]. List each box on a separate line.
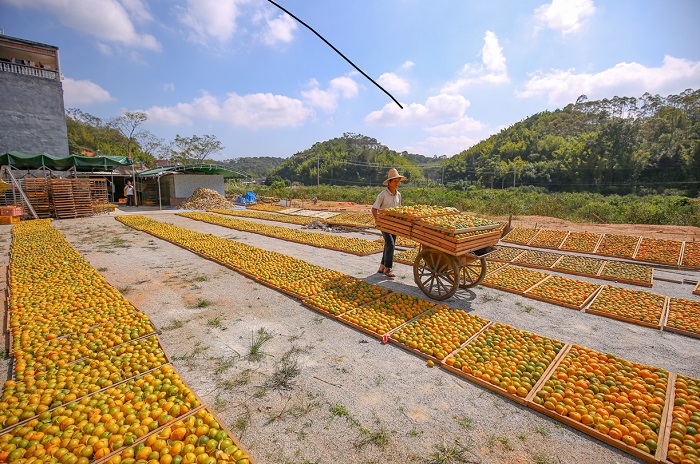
[0, 71, 69, 156]
[168, 174, 225, 206]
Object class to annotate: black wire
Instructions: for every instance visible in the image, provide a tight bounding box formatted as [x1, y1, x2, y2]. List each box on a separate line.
[266, 0, 403, 109]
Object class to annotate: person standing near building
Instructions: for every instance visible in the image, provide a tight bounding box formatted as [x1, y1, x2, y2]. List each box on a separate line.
[125, 181, 135, 206]
[371, 168, 406, 278]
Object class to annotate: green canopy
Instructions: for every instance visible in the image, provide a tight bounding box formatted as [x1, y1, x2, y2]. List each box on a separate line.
[137, 164, 246, 179]
[0, 152, 132, 171]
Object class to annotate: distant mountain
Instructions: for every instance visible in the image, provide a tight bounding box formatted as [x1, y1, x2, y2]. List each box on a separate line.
[268, 132, 439, 186]
[220, 156, 285, 180]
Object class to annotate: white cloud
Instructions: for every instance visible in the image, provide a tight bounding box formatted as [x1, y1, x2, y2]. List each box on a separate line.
[516, 55, 700, 105]
[400, 61, 415, 71]
[365, 93, 471, 127]
[377, 73, 410, 96]
[442, 31, 509, 93]
[177, 0, 247, 44]
[163, 83, 175, 92]
[402, 135, 483, 158]
[301, 77, 358, 112]
[144, 91, 313, 129]
[367, 93, 487, 156]
[119, 0, 152, 23]
[534, 0, 595, 35]
[3, 0, 160, 50]
[62, 77, 115, 106]
[263, 12, 297, 45]
[425, 117, 485, 135]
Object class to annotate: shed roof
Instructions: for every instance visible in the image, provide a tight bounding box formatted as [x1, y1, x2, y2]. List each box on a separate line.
[0, 152, 132, 171]
[137, 164, 246, 179]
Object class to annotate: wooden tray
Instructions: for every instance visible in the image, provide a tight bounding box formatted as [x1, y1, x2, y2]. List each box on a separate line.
[597, 261, 654, 287]
[662, 297, 700, 339]
[524, 347, 673, 464]
[377, 208, 457, 223]
[585, 293, 668, 330]
[526, 395, 662, 464]
[593, 234, 643, 259]
[523, 276, 603, 310]
[385, 306, 490, 362]
[2, 363, 185, 433]
[413, 217, 501, 234]
[527, 230, 571, 250]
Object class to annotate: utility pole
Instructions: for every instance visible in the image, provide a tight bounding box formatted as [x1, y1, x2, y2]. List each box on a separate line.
[441, 155, 446, 186]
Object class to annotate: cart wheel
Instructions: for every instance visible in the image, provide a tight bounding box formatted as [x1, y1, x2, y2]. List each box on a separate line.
[459, 256, 487, 288]
[413, 248, 460, 300]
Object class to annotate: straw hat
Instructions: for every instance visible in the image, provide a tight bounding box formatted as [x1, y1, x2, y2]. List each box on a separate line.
[383, 168, 407, 185]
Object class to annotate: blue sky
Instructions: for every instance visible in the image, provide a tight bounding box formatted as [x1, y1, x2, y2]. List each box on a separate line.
[2, 0, 699, 160]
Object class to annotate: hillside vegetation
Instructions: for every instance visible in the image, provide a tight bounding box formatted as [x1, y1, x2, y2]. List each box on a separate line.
[269, 90, 699, 196]
[227, 184, 700, 227]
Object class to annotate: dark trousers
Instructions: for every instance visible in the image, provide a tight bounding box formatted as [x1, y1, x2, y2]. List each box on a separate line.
[126, 194, 135, 206]
[380, 232, 396, 269]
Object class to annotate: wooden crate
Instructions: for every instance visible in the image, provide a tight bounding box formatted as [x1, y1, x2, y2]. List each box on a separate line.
[0, 215, 20, 225]
[0, 206, 22, 216]
[375, 214, 413, 237]
[411, 223, 501, 256]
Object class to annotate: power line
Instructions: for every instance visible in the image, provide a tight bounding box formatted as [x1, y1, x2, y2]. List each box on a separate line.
[266, 0, 403, 109]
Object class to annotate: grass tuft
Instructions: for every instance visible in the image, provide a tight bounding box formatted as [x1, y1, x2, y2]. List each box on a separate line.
[247, 328, 273, 361]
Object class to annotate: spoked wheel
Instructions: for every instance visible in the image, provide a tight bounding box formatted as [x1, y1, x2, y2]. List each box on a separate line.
[459, 255, 488, 288]
[413, 247, 459, 300]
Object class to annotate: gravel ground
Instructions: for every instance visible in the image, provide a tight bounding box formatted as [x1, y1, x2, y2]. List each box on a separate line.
[1, 207, 699, 464]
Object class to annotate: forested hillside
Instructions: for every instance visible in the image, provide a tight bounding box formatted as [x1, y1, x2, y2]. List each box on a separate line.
[446, 89, 699, 195]
[268, 133, 439, 186]
[220, 156, 285, 180]
[269, 90, 699, 196]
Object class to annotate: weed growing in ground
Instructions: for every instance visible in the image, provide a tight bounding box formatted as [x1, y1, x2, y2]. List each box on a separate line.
[161, 319, 184, 331]
[481, 292, 502, 303]
[172, 342, 207, 368]
[206, 314, 227, 330]
[454, 415, 473, 431]
[532, 451, 560, 464]
[355, 422, 394, 449]
[248, 328, 273, 361]
[516, 301, 535, 313]
[266, 349, 301, 390]
[425, 441, 477, 463]
[190, 298, 213, 308]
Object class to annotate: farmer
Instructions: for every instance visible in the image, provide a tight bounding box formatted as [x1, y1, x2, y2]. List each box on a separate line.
[124, 181, 135, 206]
[371, 168, 406, 278]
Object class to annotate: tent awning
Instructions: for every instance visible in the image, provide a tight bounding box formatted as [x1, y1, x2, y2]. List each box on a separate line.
[138, 164, 246, 179]
[0, 152, 133, 171]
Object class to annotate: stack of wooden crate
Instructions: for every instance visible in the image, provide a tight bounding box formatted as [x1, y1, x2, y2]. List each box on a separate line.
[24, 178, 52, 218]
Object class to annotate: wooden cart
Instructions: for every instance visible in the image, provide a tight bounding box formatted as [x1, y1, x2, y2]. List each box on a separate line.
[376, 211, 503, 300]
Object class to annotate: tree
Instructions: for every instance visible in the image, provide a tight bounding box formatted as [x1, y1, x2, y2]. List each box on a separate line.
[135, 131, 167, 168]
[171, 134, 224, 164]
[109, 111, 148, 160]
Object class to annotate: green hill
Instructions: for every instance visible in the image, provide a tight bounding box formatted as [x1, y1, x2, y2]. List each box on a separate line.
[269, 90, 699, 196]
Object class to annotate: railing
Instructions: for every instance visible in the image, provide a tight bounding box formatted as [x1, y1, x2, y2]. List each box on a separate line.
[0, 61, 59, 80]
